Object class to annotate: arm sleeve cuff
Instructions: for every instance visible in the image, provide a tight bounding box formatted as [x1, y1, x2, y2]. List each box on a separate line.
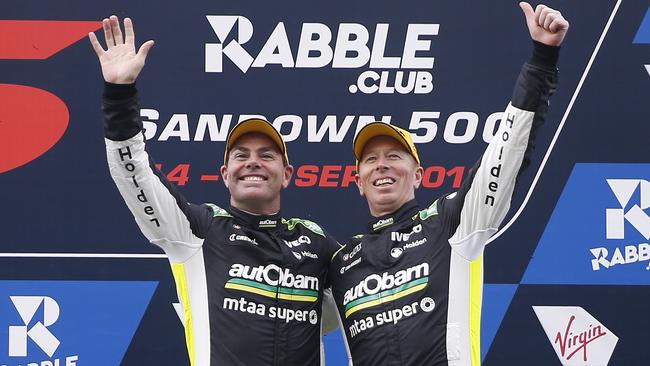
[102, 83, 142, 141]
[103, 82, 137, 100]
[529, 40, 560, 69]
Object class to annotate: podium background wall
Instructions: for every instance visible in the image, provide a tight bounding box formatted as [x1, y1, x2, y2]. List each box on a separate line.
[1, 0, 649, 365]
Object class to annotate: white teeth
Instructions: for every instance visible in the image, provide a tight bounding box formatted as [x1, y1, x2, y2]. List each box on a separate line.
[374, 177, 395, 186]
[243, 176, 264, 181]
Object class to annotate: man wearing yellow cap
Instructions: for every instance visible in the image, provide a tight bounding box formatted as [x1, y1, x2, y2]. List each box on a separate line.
[90, 16, 339, 366]
[328, 3, 569, 365]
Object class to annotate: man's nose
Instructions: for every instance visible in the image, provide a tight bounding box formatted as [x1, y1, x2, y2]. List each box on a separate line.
[245, 156, 261, 168]
[375, 156, 389, 170]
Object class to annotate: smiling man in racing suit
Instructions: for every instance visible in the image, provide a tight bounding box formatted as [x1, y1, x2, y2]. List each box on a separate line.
[89, 16, 339, 366]
[328, 3, 569, 365]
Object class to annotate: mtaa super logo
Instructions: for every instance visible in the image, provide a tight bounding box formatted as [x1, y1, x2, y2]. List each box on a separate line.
[0, 281, 156, 366]
[523, 164, 650, 285]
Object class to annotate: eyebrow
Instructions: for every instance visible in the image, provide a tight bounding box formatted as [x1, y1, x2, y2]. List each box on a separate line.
[231, 146, 279, 154]
[364, 148, 405, 157]
[257, 147, 278, 153]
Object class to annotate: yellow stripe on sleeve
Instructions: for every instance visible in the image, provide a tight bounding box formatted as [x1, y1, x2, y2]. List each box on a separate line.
[469, 256, 483, 366]
[171, 263, 195, 366]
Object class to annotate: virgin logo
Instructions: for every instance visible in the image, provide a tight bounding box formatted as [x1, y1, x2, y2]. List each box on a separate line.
[554, 315, 607, 362]
[533, 306, 618, 366]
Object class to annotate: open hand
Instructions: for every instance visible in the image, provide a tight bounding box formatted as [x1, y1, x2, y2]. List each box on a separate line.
[88, 16, 154, 84]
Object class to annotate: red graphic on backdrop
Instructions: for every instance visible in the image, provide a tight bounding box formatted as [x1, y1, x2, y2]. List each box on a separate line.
[0, 20, 100, 59]
[0, 20, 101, 173]
[0, 84, 69, 173]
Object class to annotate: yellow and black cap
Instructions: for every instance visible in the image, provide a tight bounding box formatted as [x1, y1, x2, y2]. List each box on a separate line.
[353, 122, 420, 166]
[223, 118, 289, 164]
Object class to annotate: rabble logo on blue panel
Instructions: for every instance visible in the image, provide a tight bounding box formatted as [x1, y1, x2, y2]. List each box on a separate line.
[7, 296, 63, 361]
[0, 281, 157, 366]
[592, 179, 650, 271]
[523, 164, 650, 285]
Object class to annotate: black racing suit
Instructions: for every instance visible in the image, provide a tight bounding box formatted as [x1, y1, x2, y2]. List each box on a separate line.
[102, 84, 340, 366]
[329, 42, 559, 366]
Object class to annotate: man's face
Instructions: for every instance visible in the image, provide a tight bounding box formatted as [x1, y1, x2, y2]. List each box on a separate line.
[355, 136, 423, 217]
[220, 133, 293, 214]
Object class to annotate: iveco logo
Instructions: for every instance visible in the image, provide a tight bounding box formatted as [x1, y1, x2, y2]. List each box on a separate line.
[391, 224, 422, 242]
[284, 235, 311, 248]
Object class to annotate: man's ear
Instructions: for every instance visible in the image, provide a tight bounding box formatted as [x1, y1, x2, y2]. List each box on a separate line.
[220, 165, 230, 188]
[282, 164, 294, 189]
[413, 166, 424, 189]
[355, 174, 366, 197]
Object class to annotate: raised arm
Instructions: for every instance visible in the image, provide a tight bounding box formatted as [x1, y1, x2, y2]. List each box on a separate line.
[443, 3, 569, 260]
[90, 17, 211, 258]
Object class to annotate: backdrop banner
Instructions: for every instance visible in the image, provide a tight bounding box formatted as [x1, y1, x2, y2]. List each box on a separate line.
[1, 1, 648, 365]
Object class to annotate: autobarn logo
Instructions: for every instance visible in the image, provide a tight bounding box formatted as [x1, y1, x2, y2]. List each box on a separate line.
[227, 263, 320, 291]
[372, 217, 394, 231]
[258, 219, 278, 228]
[533, 306, 618, 366]
[205, 16, 438, 94]
[343, 262, 429, 316]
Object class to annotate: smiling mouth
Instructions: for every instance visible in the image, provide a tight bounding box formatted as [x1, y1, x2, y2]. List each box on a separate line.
[241, 175, 266, 181]
[373, 177, 395, 186]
